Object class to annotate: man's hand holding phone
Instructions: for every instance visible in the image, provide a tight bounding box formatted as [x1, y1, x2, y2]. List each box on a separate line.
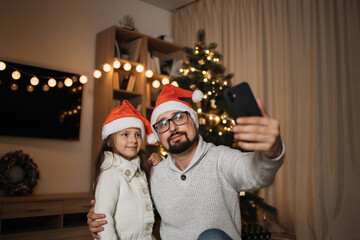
[224, 82, 282, 158]
[232, 98, 282, 158]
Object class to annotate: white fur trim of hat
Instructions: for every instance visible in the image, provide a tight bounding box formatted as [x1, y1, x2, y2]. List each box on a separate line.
[102, 117, 145, 140]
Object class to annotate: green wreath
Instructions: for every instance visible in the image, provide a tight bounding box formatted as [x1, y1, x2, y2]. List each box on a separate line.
[0, 150, 40, 196]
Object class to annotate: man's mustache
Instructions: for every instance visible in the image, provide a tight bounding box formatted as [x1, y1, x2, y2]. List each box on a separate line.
[167, 131, 187, 142]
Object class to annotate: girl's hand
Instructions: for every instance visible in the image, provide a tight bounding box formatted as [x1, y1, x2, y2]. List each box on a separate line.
[87, 200, 107, 239]
[148, 153, 162, 166]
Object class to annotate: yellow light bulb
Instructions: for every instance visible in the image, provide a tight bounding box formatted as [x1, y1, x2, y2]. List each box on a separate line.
[10, 83, 18, 91]
[145, 70, 154, 78]
[57, 81, 64, 88]
[12, 71, 21, 80]
[171, 81, 179, 87]
[27, 85, 34, 92]
[79, 75, 88, 84]
[42, 84, 50, 92]
[161, 77, 170, 85]
[48, 78, 57, 87]
[152, 80, 161, 89]
[136, 64, 144, 73]
[93, 70, 102, 78]
[64, 78, 73, 87]
[103, 63, 111, 72]
[113, 60, 121, 69]
[123, 63, 132, 71]
[0, 61, 6, 71]
[30, 76, 39, 86]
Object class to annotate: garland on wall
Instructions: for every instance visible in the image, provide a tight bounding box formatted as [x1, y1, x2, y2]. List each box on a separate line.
[0, 60, 88, 92]
[0, 150, 40, 196]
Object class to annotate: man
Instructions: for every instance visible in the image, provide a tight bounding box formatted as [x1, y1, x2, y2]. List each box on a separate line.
[88, 84, 284, 240]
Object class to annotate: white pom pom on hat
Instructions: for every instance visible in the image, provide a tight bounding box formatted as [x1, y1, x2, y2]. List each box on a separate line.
[192, 89, 204, 103]
[150, 84, 204, 143]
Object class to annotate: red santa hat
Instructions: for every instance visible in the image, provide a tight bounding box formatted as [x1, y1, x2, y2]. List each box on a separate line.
[150, 84, 203, 142]
[102, 100, 157, 144]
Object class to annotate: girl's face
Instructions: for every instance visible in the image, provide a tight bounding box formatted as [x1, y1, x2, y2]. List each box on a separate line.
[111, 128, 142, 160]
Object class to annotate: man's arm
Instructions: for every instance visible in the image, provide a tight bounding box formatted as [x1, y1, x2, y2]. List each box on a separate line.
[218, 98, 284, 191]
[87, 199, 107, 239]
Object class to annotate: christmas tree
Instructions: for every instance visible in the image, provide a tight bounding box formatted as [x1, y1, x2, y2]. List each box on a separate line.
[176, 29, 235, 147]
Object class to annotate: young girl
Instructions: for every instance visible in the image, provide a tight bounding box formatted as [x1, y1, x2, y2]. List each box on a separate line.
[94, 100, 161, 240]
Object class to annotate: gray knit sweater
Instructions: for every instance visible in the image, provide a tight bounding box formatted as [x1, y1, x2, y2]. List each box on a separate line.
[150, 136, 284, 240]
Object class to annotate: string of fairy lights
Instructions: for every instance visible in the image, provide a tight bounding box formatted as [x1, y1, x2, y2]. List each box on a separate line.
[93, 59, 179, 89]
[0, 60, 88, 92]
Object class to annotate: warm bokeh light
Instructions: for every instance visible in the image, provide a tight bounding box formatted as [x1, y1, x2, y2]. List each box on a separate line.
[93, 70, 102, 78]
[79, 75, 88, 84]
[57, 81, 64, 88]
[64, 78, 73, 87]
[42, 84, 50, 92]
[145, 70, 153, 78]
[123, 63, 132, 71]
[171, 81, 179, 87]
[12, 71, 21, 80]
[30, 76, 39, 86]
[27, 85, 34, 92]
[113, 60, 121, 69]
[10, 83, 18, 91]
[103, 63, 111, 72]
[136, 64, 144, 73]
[48, 78, 57, 87]
[0, 61, 6, 71]
[161, 77, 170, 85]
[152, 80, 161, 88]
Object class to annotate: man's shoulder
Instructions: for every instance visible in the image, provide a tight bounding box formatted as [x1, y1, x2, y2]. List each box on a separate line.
[152, 157, 168, 171]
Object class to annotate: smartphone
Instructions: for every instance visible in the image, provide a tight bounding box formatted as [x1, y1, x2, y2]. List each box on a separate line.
[224, 82, 262, 119]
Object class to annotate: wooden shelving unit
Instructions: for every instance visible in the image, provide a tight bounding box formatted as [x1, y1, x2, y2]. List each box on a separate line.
[91, 26, 184, 183]
[0, 193, 93, 240]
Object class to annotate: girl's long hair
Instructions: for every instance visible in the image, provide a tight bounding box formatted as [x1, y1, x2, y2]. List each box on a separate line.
[93, 136, 152, 195]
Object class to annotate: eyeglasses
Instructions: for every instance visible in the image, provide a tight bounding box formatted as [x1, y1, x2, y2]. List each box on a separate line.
[153, 111, 189, 134]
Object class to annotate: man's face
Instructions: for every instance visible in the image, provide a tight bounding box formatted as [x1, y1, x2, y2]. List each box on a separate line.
[155, 110, 198, 154]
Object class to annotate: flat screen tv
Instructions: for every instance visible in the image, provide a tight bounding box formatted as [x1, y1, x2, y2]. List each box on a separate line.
[0, 60, 83, 140]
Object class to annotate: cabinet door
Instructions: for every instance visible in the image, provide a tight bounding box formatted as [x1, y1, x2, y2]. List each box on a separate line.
[2, 200, 62, 219]
[63, 198, 92, 214]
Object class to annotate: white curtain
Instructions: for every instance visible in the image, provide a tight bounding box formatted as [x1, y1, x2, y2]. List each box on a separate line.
[172, 0, 360, 239]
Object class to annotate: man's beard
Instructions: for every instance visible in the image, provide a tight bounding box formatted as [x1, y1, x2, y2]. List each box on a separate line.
[166, 131, 199, 154]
